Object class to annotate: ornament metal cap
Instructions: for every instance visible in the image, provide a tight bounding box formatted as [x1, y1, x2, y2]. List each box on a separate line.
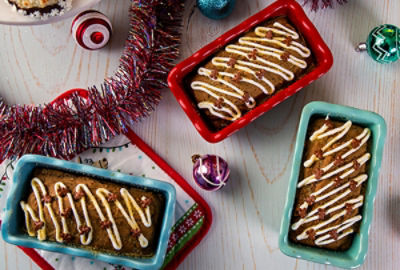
[356, 24, 400, 63]
[192, 154, 230, 191]
[71, 10, 112, 50]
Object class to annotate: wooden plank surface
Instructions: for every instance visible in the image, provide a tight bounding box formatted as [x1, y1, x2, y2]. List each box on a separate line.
[1, 0, 399, 269]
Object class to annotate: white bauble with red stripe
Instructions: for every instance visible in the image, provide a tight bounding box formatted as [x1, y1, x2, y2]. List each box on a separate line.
[71, 10, 112, 50]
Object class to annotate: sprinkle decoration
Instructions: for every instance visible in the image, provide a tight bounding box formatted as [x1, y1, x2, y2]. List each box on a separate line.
[0, 0, 184, 163]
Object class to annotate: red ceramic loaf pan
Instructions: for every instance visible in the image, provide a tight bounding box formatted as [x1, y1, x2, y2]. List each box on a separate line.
[168, 0, 333, 143]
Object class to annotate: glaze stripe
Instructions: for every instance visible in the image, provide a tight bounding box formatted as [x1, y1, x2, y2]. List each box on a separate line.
[20, 177, 152, 250]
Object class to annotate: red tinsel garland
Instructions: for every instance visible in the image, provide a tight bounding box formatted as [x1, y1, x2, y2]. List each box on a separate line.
[303, 0, 348, 11]
[0, 0, 184, 163]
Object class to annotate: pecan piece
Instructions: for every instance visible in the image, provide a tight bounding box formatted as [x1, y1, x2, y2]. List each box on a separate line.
[351, 139, 361, 148]
[265, 30, 273, 39]
[314, 149, 323, 159]
[307, 229, 316, 241]
[318, 208, 326, 220]
[57, 187, 69, 197]
[280, 51, 290, 61]
[305, 195, 316, 206]
[33, 220, 44, 231]
[107, 192, 118, 203]
[61, 233, 73, 243]
[100, 220, 112, 229]
[353, 160, 360, 170]
[74, 190, 85, 201]
[313, 168, 324, 179]
[130, 228, 141, 237]
[349, 180, 358, 191]
[79, 225, 91, 236]
[329, 230, 338, 240]
[42, 195, 53, 204]
[140, 197, 152, 208]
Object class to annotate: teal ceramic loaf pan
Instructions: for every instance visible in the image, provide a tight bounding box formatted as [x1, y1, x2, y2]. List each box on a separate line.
[1, 155, 176, 270]
[279, 101, 387, 268]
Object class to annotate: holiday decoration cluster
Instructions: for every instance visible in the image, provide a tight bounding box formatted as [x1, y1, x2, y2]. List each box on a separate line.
[0, 0, 184, 163]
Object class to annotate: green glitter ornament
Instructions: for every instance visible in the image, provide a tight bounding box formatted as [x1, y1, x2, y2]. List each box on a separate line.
[356, 24, 400, 64]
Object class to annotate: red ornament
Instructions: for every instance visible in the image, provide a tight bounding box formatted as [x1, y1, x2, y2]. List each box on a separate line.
[71, 10, 112, 50]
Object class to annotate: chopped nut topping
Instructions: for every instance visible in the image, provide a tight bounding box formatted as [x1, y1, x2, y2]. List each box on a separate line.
[313, 168, 324, 179]
[318, 208, 326, 220]
[227, 58, 237, 68]
[140, 197, 152, 208]
[305, 195, 316, 206]
[130, 228, 141, 237]
[329, 230, 338, 240]
[33, 220, 44, 231]
[334, 176, 342, 187]
[210, 69, 218, 80]
[334, 155, 345, 167]
[79, 225, 91, 235]
[107, 193, 118, 203]
[232, 72, 242, 82]
[307, 229, 316, 241]
[280, 51, 290, 61]
[296, 207, 307, 218]
[61, 233, 73, 243]
[255, 70, 265, 80]
[314, 149, 323, 159]
[351, 139, 361, 148]
[248, 48, 258, 60]
[284, 36, 293, 46]
[214, 97, 224, 109]
[242, 92, 250, 102]
[42, 195, 52, 204]
[353, 160, 360, 170]
[345, 203, 353, 215]
[349, 180, 357, 191]
[100, 220, 112, 229]
[74, 190, 85, 201]
[265, 30, 273, 39]
[57, 187, 69, 197]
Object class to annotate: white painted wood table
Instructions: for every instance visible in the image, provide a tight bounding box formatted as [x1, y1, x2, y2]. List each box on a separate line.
[1, 0, 399, 269]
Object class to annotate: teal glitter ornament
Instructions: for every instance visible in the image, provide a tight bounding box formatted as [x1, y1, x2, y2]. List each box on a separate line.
[356, 24, 400, 64]
[197, 0, 236, 20]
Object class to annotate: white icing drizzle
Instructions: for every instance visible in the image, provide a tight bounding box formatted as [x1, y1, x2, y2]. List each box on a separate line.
[291, 175, 367, 230]
[291, 117, 371, 246]
[191, 21, 311, 122]
[309, 115, 330, 141]
[191, 81, 242, 121]
[298, 153, 370, 188]
[304, 126, 370, 168]
[20, 178, 153, 250]
[296, 196, 363, 241]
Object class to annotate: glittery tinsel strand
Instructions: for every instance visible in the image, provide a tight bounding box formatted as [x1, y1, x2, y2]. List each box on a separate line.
[303, 0, 348, 11]
[0, 0, 184, 163]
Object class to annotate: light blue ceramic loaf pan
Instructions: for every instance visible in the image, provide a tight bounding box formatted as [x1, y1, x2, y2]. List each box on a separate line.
[279, 101, 387, 269]
[1, 155, 176, 270]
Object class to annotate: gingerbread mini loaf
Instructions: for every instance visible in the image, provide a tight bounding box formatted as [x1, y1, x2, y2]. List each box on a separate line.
[188, 16, 315, 130]
[20, 168, 165, 257]
[289, 116, 371, 250]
